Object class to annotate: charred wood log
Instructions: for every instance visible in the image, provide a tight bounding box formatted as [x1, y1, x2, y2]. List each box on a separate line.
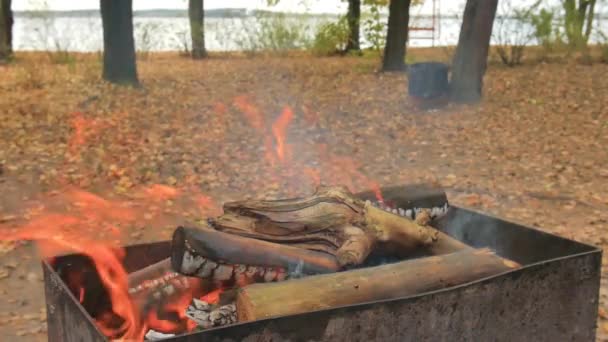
[128, 258, 174, 294]
[212, 186, 464, 268]
[355, 183, 449, 220]
[171, 225, 341, 282]
[236, 248, 520, 322]
[127, 258, 204, 314]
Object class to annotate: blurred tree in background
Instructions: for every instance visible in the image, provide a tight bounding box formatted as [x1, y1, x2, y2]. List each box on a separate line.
[189, 0, 206, 59]
[382, 0, 411, 71]
[450, 0, 498, 103]
[562, 0, 597, 49]
[100, 0, 139, 85]
[0, 0, 12, 62]
[346, 0, 361, 51]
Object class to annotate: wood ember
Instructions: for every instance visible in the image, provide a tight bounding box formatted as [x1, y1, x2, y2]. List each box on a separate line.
[185, 298, 237, 329]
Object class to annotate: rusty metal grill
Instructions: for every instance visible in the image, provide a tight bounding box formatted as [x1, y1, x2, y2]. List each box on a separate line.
[43, 186, 601, 342]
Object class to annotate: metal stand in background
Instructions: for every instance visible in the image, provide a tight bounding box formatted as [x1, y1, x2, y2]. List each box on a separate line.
[409, 0, 441, 47]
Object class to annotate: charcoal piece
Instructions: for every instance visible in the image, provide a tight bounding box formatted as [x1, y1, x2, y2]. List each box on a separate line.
[185, 300, 237, 329]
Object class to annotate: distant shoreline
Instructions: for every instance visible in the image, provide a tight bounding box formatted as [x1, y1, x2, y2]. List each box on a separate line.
[14, 8, 458, 19]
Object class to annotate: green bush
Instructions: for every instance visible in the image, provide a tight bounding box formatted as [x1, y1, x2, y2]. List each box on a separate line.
[362, 2, 385, 52]
[492, 1, 542, 67]
[311, 16, 350, 56]
[235, 12, 312, 55]
[530, 8, 556, 49]
[529, 7, 569, 59]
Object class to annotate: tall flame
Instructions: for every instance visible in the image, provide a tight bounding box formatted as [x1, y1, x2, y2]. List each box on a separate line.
[272, 106, 294, 162]
[233, 95, 383, 201]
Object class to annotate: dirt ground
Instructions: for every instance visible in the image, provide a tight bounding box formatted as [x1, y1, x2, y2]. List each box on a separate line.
[1, 51, 607, 340]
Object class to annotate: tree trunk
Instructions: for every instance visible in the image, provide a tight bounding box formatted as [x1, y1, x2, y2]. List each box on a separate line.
[189, 0, 206, 59]
[382, 0, 411, 72]
[449, 0, 498, 103]
[0, 0, 13, 62]
[345, 0, 361, 52]
[236, 248, 519, 322]
[583, 0, 596, 43]
[100, 0, 139, 85]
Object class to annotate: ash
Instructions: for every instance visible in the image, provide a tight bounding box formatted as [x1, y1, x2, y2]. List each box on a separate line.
[185, 298, 237, 329]
[145, 329, 176, 341]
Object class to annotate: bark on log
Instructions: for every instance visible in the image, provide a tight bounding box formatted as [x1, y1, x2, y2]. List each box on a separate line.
[236, 248, 519, 322]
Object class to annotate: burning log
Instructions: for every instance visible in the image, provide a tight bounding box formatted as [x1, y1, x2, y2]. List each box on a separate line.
[212, 186, 465, 267]
[127, 258, 207, 317]
[355, 183, 450, 221]
[128, 258, 176, 295]
[171, 226, 341, 282]
[236, 248, 520, 322]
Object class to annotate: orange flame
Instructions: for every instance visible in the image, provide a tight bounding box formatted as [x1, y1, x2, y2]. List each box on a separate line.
[200, 288, 224, 305]
[144, 285, 200, 334]
[0, 184, 223, 340]
[2, 96, 388, 341]
[272, 106, 294, 162]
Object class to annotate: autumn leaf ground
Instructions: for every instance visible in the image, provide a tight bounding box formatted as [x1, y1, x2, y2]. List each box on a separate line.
[1, 50, 607, 340]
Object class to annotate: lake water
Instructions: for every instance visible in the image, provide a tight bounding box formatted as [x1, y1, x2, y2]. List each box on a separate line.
[11, 14, 608, 52]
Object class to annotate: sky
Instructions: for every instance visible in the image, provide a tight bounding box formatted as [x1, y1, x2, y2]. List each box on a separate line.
[12, 0, 469, 15]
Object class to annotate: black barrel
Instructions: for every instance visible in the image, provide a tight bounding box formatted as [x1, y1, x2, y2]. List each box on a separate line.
[407, 62, 449, 99]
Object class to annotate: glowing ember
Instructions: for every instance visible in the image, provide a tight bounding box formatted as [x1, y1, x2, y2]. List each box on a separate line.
[200, 288, 224, 305]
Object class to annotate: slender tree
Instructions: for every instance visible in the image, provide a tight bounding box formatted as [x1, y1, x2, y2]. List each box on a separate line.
[0, 0, 13, 62]
[100, 0, 139, 85]
[563, 0, 596, 49]
[189, 0, 206, 59]
[449, 0, 498, 103]
[345, 0, 361, 52]
[382, 0, 411, 71]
